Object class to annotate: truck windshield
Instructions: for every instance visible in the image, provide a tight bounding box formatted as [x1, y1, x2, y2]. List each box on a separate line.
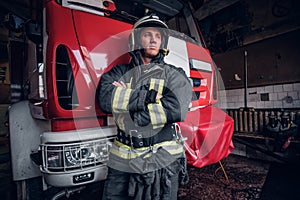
[111, 0, 203, 46]
[60, 0, 204, 46]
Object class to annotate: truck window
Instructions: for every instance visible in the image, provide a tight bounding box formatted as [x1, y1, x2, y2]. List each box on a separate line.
[59, 0, 204, 47]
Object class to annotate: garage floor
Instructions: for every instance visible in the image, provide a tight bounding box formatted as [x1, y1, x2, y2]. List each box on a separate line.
[1, 135, 300, 200]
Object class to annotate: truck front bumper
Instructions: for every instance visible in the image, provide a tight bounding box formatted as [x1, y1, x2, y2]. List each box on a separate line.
[40, 126, 116, 187]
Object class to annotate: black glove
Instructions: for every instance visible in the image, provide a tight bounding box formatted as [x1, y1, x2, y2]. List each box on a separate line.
[145, 89, 158, 105]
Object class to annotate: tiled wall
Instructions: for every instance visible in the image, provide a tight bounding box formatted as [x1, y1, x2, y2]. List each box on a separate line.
[218, 83, 300, 109]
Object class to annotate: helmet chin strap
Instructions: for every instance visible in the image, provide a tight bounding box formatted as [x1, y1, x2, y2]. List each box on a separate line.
[160, 49, 169, 56]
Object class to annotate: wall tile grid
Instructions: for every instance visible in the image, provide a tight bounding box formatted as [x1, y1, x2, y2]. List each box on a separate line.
[217, 83, 300, 109]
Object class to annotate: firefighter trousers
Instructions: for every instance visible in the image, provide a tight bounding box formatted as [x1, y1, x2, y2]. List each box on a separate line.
[102, 163, 180, 200]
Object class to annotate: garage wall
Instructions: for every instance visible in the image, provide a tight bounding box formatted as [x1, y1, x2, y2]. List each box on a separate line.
[212, 29, 300, 110]
[213, 29, 300, 90]
[218, 82, 300, 109]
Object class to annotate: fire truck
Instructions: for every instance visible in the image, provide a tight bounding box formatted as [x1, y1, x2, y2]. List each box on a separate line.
[8, 0, 234, 199]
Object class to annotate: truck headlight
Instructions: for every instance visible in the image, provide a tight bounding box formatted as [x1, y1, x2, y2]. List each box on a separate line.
[46, 146, 63, 169]
[43, 139, 112, 172]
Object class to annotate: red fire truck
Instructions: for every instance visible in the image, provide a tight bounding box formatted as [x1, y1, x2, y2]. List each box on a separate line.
[8, 0, 234, 199]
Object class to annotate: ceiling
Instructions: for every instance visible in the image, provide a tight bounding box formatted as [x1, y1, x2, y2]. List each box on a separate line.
[0, 0, 36, 20]
[0, 0, 300, 55]
[195, 0, 300, 54]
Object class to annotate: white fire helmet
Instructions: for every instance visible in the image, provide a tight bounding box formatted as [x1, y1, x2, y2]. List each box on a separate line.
[129, 15, 169, 54]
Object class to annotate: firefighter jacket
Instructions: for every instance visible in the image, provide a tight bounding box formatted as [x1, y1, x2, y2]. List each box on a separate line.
[97, 50, 192, 173]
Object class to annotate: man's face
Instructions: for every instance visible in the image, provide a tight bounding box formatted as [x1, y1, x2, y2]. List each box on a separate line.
[140, 27, 162, 58]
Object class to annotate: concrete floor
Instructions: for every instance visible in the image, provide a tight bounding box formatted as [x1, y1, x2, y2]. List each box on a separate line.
[0, 136, 15, 200]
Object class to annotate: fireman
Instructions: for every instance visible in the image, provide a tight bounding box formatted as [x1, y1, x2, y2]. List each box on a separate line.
[97, 15, 192, 200]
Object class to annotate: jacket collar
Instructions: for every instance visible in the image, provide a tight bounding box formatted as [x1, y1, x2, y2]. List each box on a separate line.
[129, 50, 165, 67]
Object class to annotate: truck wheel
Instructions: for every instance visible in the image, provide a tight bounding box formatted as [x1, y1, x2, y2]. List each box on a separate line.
[16, 177, 43, 200]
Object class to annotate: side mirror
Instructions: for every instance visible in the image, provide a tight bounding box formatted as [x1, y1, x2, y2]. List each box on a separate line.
[62, 0, 116, 15]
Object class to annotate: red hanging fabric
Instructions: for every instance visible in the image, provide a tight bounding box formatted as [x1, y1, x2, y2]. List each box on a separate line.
[179, 106, 234, 168]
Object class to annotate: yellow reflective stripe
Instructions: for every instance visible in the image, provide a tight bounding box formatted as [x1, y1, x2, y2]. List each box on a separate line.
[126, 78, 132, 88]
[112, 87, 132, 113]
[112, 87, 122, 113]
[110, 148, 183, 159]
[157, 79, 164, 94]
[121, 89, 131, 110]
[114, 140, 132, 151]
[114, 140, 180, 151]
[153, 102, 167, 129]
[110, 148, 151, 159]
[116, 115, 125, 130]
[148, 103, 157, 127]
[149, 78, 156, 90]
[148, 79, 166, 129]
[110, 141, 184, 159]
[149, 78, 164, 92]
[148, 103, 166, 129]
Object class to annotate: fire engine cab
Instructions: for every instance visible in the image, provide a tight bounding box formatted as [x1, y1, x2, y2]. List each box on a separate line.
[8, 0, 234, 199]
